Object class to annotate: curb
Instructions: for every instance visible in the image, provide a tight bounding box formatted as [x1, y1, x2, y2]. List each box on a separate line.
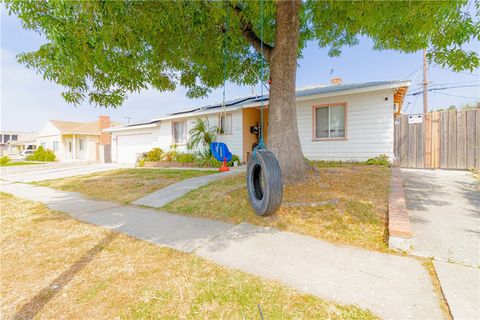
[388, 168, 412, 252]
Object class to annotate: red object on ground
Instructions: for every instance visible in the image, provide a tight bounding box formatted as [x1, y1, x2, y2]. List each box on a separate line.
[219, 157, 230, 172]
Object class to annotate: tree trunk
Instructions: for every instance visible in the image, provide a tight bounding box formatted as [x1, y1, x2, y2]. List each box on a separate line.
[268, 0, 309, 183]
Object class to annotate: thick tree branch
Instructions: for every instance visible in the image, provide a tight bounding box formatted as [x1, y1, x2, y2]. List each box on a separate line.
[231, 3, 274, 62]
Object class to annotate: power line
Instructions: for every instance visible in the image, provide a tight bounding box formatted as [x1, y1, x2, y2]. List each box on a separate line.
[431, 65, 480, 77]
[435, 92, 480, 100]
[429, 80, 479, 86]
[404, 91, 421, 114]
[403, 66, 422, 80]
[408, 84, 480, 96]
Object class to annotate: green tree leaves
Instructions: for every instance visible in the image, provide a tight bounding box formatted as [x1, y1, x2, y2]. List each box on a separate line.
[5, 0, 479, 108]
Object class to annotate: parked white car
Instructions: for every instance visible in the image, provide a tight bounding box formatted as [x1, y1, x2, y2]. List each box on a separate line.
[18, 149, 35, 159]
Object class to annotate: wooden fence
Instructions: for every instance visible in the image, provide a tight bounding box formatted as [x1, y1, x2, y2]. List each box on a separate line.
[394, 109, 480, 169]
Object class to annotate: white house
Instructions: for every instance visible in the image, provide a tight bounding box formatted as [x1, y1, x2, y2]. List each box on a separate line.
[0, 131, 37, 156]
[104, 80, 410, 164]
[36, 116, 117, 161]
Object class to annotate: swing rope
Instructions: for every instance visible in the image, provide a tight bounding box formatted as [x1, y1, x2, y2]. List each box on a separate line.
[215, 2, 230, 144]
[254, 0, 266, 155]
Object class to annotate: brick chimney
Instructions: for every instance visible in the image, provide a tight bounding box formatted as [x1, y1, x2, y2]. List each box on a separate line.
[330, 77, 343, 86]
[98, 116, 111, 145]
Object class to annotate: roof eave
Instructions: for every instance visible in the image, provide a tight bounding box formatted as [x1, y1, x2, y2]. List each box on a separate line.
[150, 105, 244, 122]
[110, 81, 411, 131]
[61, 132, 100, 136]
[103, 122, 159, 133]
[295, 80, 411, 103]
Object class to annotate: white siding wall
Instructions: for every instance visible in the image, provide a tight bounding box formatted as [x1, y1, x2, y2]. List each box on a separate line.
[157, 112, 243, 158]
[111, 111, 244, 163]
[112, 89, 396, 163]
[36, 135, 65, 160]
[36, 121, 61, 137]
[83, 135, 99, 161]
[203, 112, 243, 159]
[297, 89, 394, 161]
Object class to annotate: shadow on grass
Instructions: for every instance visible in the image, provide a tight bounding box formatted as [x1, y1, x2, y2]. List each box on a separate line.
[13, 233, 117, 320]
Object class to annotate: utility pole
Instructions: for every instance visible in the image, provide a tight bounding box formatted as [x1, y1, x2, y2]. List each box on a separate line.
[124, 116, 132, 124]
[423, 48, 428, 114]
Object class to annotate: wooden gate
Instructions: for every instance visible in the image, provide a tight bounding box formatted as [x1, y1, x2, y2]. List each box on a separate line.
[394, 109, 480, 169]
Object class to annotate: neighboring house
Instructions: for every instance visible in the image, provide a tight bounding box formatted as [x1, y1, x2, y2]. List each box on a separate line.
[105, 80, 410, 164]
[36, 116, 117, 161]
[0, 131, 37, 156]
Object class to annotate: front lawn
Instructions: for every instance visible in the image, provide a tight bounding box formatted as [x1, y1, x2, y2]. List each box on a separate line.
[0, 161, 42, 166]
[164, 164, 391, 251]
[0, 193, 376, 319]
[36, 169, 217, 204]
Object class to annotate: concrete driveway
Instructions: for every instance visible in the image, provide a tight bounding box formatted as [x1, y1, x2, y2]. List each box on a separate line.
[401, 169, 479, 265]
[401, 169, 479, 319]
[0, 162, 132, 183]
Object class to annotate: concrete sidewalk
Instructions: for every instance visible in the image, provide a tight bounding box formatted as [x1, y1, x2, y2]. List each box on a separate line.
[133, 166, 246, 208]
[0, 182, 444, 319]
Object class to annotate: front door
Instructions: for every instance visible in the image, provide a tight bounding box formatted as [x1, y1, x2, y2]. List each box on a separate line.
[65, 138, 73, 159]
[77, 138, 86, 159]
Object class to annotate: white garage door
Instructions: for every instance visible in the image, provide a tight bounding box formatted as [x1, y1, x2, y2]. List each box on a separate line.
[116, 133, 153, 164]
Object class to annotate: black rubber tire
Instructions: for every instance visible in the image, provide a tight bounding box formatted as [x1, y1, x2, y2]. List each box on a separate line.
[246, 149, 283, 216]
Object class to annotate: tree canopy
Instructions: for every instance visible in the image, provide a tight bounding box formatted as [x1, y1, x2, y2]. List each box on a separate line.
[6, 0, 479, 107]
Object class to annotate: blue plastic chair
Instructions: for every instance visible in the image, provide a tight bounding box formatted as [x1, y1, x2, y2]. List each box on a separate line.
[210, 142, 233, 162]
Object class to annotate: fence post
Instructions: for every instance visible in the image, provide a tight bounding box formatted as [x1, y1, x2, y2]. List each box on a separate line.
[456, 111, 467, 168]
[476, 109, 480, 169]
[432, 112, 440, 169]
[425, 113, 432, 168]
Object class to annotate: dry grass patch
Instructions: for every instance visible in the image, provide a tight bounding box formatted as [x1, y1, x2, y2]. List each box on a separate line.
[421, 259, 453, 319]
[164, 165, 391, 251]
[0, 193, 376, 319]
[36, 168, 216, 203]
[471, 169, 480, 181]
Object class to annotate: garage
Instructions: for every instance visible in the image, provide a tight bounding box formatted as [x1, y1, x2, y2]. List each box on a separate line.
[115, 133, 153, 164]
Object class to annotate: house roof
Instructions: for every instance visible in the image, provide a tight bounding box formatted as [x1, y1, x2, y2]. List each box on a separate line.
[104, 80, 410, 132]
[48, 120, 121, 135]
[49, 120, 99, 135]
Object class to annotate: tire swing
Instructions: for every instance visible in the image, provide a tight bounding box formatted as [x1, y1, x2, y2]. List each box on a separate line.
[246, 0, 283, 216]
[247, 149, 283, 216]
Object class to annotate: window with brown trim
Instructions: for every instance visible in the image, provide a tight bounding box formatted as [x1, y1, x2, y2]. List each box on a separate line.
[313, 104, 346, 140]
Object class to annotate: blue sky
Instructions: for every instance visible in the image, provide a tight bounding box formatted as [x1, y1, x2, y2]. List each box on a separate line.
[1, 6, 479, 132]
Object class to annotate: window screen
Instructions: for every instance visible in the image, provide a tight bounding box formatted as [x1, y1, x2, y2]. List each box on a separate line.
[315, 105, 345, 139]
[173, 122, 187, 144]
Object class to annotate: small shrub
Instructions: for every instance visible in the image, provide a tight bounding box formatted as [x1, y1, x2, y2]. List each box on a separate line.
[194, 150, 217, 167]
[136, 152, 147, 166]
[145, 148, 163, 161]
[365, 154, 390, 166]
[174, 152, 197, 163]
[228, 154, 240, 167]
[163, 145, 178, 162]
[26, 146, 56, 162]
[0, 156, 10, 165]
[195, 150, 240, 168]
